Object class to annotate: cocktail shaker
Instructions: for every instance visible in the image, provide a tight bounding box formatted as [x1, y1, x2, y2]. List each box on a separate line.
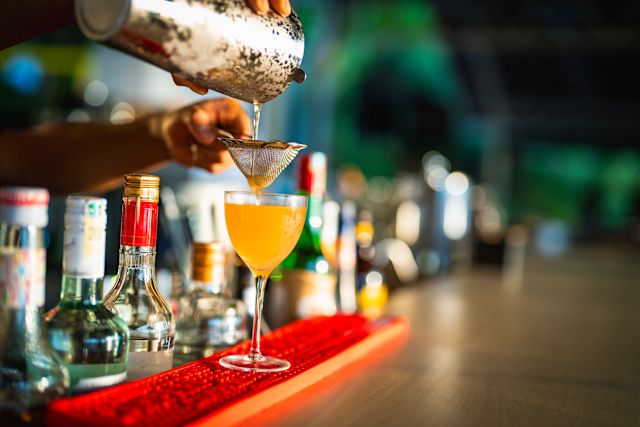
[75, 0, 305, 103]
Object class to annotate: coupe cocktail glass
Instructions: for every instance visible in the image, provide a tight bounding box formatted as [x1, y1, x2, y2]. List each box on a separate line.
[220, 191, 307, 372]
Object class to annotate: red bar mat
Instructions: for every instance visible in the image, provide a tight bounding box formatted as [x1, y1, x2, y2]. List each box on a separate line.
[47, 314, 409, 427]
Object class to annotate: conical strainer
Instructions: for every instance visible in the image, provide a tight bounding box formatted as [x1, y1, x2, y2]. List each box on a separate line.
[219, 137, 307, 192]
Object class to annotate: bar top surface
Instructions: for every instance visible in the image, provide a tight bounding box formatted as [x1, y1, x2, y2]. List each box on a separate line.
[247, 246, 640, 427]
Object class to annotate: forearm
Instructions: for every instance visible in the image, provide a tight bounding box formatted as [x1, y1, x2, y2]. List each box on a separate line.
[0, 117, 170, 195]
[1, 0, 75, 50]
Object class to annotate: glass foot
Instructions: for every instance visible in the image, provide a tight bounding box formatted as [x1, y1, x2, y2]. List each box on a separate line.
[219, 354, 290, 373]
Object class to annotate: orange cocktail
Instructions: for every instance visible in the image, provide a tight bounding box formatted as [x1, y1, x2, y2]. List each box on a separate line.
[225, 203, 306, 277]
[221, 191, 307, 373]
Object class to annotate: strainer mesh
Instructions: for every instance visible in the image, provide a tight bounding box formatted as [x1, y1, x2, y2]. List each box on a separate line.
[219, 138, 306, 191]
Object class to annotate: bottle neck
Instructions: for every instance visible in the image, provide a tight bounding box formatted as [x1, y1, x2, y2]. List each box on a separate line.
[119, 197, 158, 247]
[0, 223, 47, 249]
[117, 245, 157, 273]
[59, 275, 103, 306]
[62, 207, 106, 280]
[303, 191, 325, 249]
[61, 215, 106, 306]
[190, 244, 227, 296]
[112, 194, 159, 288]
[106, 246, 158, 303]
[0, 223, 47, 309]
[306, 192, 324, 225]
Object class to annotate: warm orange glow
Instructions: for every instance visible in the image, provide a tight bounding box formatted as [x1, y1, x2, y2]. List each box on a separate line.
[225, 203, 306, 276]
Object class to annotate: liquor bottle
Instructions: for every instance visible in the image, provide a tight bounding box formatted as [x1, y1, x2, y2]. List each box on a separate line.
[0, 187, 68, 423]
[278, 153, 337, 322]
[174, 242, 247, 364]
[356, 270, 389, 319]
[337, 200, 358, 313]
[355, 208, 375, 292]
[353, 207, 388, 318]
[104, 174, 174, 380]
[45, 197, 129, 393]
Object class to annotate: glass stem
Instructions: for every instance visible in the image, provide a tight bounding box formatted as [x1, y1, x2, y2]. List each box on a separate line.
[248, 275, 267, 361]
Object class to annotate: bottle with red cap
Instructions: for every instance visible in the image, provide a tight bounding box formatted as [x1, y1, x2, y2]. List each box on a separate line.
[275, 153, 337, 324]
[0, 187, 68, 422]
[104, 174, 174, 380]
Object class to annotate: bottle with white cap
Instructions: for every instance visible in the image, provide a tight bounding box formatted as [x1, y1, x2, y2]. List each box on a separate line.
[0, 187, 68, 422]
[45, 196, 129, 393]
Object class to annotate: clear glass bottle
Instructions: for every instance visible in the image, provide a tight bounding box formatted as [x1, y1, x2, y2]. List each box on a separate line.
[0, 187, 68, 423]
[45, 197, 129, 393]
[104, 174, 174, 380]
[175, 242, 247, 365]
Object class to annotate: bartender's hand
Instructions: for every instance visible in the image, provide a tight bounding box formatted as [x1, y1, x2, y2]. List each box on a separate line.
[148, 98, 252, 173]
[247, 0, 292, 16]
[172, 0, 292, 94]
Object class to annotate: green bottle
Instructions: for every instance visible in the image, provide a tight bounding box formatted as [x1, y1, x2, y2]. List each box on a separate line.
[277, 153, 337, 322]
[46, 196, 129, 393]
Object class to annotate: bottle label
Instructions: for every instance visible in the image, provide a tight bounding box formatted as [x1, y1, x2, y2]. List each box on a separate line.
[280, 269, 337, 320]
[120, 200, 158, 247]
[0, 248, 46, 308]
[64, 215, 106, 278]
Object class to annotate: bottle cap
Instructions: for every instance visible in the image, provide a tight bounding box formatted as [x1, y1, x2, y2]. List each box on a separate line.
[192, 242, 226, 283]
[298, 153, 327, 195]
[63, 196, 107, 278]
[64, 196, 107, 228]
[120, 176, 159, 247]
[0, 187, 49, 206]
[123, 174, 160, 202]
[0, 187, 49, 227]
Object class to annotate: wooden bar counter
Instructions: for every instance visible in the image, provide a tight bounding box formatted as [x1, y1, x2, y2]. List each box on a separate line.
[247, 246, 640, 426]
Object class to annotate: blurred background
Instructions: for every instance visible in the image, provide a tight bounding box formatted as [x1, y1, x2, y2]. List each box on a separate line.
[1, 0, 639, 312]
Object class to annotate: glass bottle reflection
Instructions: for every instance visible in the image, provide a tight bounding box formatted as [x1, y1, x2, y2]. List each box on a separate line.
[45, 197, 128, 393]
[175, 242, 247, 364]
[103, 174, 174, 380]
[0, 187, 68, 424]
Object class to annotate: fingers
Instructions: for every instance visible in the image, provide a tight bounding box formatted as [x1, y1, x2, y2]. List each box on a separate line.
[164, 120, 195, 166]
[169, 122, 233, 173]
[161, 97, 251, 174]
[247, 0, 291, 17]
[247, 0, 269, 14]
[197, 98, 252, 141]
[191, 143, 234, 174]
[270, 0, 291, 17]
[179, 98, 251, 146]
[171, 74, 209, 95]
[189, 107, 217, 144]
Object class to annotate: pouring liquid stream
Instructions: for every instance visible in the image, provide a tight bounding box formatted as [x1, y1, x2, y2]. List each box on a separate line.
[252, 101, 262, 141]
[249, 101, 263, 199]
[220, 101, 305, 203]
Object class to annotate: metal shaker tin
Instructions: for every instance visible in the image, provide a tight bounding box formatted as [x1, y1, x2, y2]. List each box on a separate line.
[75, 0, 305, 103]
